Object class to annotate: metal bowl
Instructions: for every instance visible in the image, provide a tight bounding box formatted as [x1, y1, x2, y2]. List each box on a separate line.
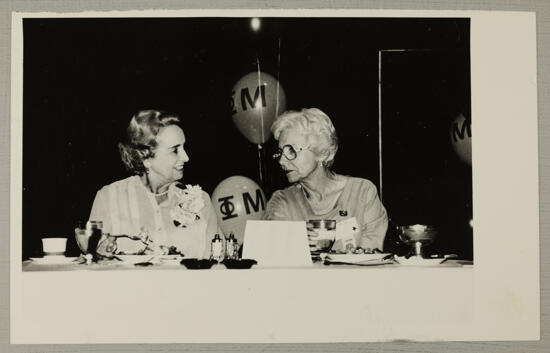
[398, 224, 438, 244]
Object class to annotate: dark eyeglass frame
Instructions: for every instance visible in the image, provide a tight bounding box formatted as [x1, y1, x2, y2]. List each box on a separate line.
[272, 144, 310, 161]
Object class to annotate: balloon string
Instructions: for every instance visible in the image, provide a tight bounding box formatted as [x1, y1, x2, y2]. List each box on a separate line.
[255, 58, 266, 186]
[275, 38, 281, 118]
[256, 58, 265, 145]
[378, 50, 383, 202]
[257, 144, 264, 185]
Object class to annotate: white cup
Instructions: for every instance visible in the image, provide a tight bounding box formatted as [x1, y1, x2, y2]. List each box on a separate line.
[42, 237, 67, 256]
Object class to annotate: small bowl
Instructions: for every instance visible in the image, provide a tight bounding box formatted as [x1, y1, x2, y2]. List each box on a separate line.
[222, 259, 257, 269]
[398, 224, 438, 243]
[42, 237, 67, 256]
[180, 258, 217, 269]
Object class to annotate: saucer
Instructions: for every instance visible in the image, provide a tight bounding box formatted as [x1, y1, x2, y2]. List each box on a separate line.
[30, 256, 78, 265]
[114, 254, 183, 265]
[114, 255, 153, 264]
[394, 256, 446, 267]
[321, 253, 393, 265]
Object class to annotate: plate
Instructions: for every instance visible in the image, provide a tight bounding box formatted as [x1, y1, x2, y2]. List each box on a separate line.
[30, 256, 79, 265]
[321, 253, 393, 265]
[114, 254, 183, 264]
[156, 254, 185, 265]
[394, 256, 446, 266]
[114, 255, 153, 264]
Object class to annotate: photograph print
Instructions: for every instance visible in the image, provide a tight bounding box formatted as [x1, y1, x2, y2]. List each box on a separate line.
[20, 15, 472, 269]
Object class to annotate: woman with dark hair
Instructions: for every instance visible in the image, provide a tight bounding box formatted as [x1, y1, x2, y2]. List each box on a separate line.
[264, 108, 388, 251]
[87, 110, 221, 258]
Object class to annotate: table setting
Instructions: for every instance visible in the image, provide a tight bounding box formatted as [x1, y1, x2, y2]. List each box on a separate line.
[23, 219, 471, 271]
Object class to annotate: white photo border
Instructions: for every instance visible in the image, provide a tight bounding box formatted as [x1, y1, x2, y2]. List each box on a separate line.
[10, 9, 539, 344]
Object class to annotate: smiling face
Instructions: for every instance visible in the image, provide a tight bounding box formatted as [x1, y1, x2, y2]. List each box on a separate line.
[144, 125, 189, 189]
[276, 128, 322, 183]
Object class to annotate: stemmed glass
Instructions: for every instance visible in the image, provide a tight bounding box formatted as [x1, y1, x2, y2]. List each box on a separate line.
[397, 224, 438, 258]
[74, 220, 103, 255]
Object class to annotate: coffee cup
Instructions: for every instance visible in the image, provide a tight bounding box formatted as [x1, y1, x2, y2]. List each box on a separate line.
[42, 237, 67, 256]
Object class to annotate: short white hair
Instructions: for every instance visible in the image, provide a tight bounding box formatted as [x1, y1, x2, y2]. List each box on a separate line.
[271, 108, 338, 168]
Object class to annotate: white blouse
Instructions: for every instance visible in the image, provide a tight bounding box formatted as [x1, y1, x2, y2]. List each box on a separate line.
[89, 176, 221, 258]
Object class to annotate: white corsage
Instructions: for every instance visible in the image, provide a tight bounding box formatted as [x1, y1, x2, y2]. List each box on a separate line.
[170, 184, 205, 228]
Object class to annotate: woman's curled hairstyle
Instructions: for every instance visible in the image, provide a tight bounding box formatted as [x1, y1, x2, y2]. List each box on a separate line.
[118, 110, 181, 175]
[271, 108, 339, 168]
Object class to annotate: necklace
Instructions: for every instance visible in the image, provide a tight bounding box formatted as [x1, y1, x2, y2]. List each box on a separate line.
[154, 189, 169, 197]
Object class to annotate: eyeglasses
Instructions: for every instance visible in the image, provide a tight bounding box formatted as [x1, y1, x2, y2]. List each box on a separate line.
[272, 144, 310, 161]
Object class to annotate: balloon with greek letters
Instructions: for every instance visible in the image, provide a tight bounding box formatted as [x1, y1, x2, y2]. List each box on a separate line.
[450, 113, 472, 166]
[211, 176, 266, 244]
[231, 72, 286, 144]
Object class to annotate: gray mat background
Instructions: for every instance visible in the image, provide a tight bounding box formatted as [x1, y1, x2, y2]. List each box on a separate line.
[1, 0, 547, 352]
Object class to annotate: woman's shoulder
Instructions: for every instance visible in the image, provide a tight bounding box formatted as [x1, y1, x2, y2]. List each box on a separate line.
[199, 188, 213, 203]
[264, 184, 303, 220]
[269, 183, 302, 201]
[97, 176, 138, 194]
[341, 175, 379, 193]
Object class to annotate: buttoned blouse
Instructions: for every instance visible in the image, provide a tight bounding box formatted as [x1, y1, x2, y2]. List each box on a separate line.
[89, 175, 221, 258]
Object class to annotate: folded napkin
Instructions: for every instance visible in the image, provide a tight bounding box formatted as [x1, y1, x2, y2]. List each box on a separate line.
[332, 217, 361, 252]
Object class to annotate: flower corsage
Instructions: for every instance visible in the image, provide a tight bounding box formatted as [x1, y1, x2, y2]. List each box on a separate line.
[170, 184, 205, 228]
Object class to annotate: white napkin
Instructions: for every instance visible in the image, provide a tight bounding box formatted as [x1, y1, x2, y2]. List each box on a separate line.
[242, 220, 313, 267]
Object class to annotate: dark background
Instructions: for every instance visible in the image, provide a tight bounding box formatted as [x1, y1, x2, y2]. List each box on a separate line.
[22, 17, 472, 259]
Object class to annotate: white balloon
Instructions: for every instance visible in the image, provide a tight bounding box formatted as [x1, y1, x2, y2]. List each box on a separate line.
[211, 176, 266, 245]
[450, 113, 471, 166]
[231, 72, 286, 144]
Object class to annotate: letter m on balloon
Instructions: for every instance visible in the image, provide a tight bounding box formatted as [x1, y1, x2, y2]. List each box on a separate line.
[451, 118, 471, 142]
[241, 85, 267, 111]
[242, 190, 265, 215]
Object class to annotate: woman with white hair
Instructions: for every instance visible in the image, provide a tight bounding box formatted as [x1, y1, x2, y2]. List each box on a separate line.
[264, 108, 388, 251]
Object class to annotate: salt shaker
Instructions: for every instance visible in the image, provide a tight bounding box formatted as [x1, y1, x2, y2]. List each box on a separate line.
[211, 233, 224, 261]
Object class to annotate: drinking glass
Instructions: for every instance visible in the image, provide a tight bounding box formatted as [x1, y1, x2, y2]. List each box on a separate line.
[74, 220, 103, 254]
[308, 219, 336, 254]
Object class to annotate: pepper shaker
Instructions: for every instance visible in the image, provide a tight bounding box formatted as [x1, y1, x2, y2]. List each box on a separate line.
[211, 233, 224, 261]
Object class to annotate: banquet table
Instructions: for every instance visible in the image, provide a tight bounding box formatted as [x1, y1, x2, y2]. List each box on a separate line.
[21, 257, 473, 271]
[16, 255, 477, 344]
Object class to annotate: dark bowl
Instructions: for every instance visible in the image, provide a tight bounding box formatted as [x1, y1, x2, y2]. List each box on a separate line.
[222, 259, 257, 269]
[180, 258, 217, 269]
